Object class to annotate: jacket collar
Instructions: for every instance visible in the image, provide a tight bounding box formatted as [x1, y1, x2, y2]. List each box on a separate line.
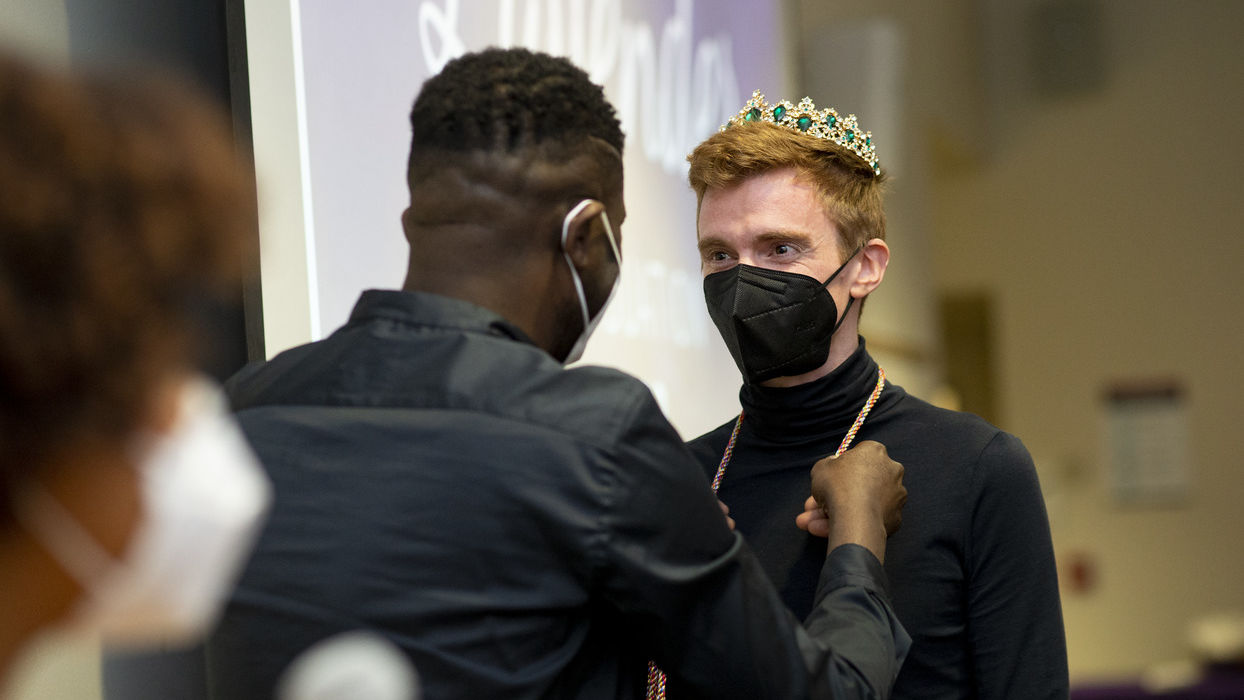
[346, 289, 538, 346]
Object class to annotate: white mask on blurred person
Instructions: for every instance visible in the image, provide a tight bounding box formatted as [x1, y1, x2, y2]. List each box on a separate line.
[15, 376, 271, 646]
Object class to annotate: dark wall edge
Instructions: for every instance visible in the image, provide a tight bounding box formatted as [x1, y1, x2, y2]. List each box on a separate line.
[225, 0, 266, 363]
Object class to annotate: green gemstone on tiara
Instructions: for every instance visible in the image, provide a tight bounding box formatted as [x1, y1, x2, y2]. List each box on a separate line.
[866, 136, 872, 145]
[796, 116, 813, 132]
[745, 107, 761, 122]
[845, 130, 854, 142]
[827, 115, 837, 127]
[773, 105, 786, 120]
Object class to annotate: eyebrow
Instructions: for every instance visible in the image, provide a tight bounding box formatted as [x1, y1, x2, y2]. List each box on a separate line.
[697, 229, 817, 254]
[696, 235, 729, 255]
[755, 229, 816, 247]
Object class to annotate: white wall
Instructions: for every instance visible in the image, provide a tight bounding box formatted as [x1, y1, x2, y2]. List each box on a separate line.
[2, 632, 101, 700]
[796, 0, 979, 400]
[0, 0, 69, 65]
[929, 0, 1244, 681]
[800, 0, 1244, 682]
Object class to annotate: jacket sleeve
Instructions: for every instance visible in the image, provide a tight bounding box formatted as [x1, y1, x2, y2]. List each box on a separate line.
[966, 432, 1069, 698]
[591, 388, 910, 700]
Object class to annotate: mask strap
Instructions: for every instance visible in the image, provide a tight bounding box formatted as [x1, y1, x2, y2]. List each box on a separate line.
[820, 244, 865, 289]
[822, 244, 863, 334]
[832, 295, 856, 335]
[12, 483, 117, 589]
[561, 199, 597, 335]
[598, 209, 621, 267]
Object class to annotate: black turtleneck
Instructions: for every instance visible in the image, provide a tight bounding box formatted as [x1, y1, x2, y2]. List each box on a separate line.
[687, 338, 1068, 699]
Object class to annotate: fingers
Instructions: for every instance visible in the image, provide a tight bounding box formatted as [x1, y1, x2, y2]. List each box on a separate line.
[795, 505, 830, 538]
[854, 439, 889, 456]
[885, 485, 909, 536]
[718, 499, 736, 531]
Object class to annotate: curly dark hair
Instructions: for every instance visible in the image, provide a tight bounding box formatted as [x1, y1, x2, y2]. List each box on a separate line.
[407, 47, 623, 174]
[0, 54, 256, 507]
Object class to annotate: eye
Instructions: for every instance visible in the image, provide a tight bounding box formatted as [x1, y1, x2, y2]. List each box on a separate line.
[710, 250, 730, 261]
[769, 241, 803, 258]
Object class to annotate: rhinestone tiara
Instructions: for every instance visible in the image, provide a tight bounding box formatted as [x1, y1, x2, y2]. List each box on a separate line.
[722, 90, 880, 175]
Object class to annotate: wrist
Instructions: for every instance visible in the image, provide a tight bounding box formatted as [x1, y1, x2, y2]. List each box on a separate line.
[825, 509, 887, 564]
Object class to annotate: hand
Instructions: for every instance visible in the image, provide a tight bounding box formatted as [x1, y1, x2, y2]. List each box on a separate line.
[805, 441, 906, 562]
[795, 495, 830, 537]
[719, 499, 735, 531]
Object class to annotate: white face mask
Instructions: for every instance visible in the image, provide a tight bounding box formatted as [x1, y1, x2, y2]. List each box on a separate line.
[15, 377, 271, 647]
[561, 198, 622, 365]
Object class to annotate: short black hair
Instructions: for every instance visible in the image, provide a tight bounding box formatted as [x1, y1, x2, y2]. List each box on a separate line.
[408, 48, 623, 160]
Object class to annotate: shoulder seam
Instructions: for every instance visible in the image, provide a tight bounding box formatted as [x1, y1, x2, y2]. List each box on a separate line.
[963, 429, 1008, 574]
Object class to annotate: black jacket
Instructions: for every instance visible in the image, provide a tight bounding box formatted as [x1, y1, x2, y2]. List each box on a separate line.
[205, 290, 909, 699]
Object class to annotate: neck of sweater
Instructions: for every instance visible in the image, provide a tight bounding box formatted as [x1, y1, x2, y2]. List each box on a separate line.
[738, 337, 878, 445]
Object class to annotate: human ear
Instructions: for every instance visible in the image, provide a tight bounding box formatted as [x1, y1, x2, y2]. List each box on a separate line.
[850, 238, 890, 298]
[561, 199, 607, 270]
[399, 207, 415, 243]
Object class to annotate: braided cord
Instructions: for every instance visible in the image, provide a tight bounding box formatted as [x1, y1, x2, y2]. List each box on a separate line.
[646, 368, 886, 699]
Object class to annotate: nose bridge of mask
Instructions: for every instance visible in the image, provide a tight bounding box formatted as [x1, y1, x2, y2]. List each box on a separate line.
[735, 265, 825, 323]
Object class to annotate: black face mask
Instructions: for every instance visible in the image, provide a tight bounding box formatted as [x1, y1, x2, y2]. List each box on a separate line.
[703, 248, 860, 384]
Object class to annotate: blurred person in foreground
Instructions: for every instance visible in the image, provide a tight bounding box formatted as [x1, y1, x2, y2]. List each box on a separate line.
[682, 91, 1068, 698]
[206, 47, 910, 700]
[0, 52, 270, 684]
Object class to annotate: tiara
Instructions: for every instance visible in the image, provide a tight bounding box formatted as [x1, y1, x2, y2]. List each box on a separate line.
[722, 90, 880, 175]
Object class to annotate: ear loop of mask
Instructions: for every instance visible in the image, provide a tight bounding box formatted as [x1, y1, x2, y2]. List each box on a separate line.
[561, 199, 596, 336]
[12, 484, 118, 592]
[560, 199, 621, 334]
[821, 244, 864, 334]
[819, 244, 864, 290]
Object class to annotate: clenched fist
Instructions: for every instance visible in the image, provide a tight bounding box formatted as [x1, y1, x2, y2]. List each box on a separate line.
[796, 440, 907, 563]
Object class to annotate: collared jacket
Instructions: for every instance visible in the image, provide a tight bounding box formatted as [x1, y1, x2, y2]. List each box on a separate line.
[205, 289, 910, 700]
